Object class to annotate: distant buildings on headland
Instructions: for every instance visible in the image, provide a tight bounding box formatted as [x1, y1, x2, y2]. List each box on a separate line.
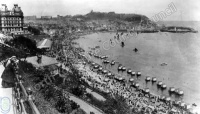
[24, 15, 61, 20]
[1, 5, 194, 38]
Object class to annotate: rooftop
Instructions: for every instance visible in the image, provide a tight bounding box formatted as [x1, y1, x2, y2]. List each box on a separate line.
[0, 4, 23, 16]
[26, 55, 58, 68]
[37, 38, 52, 49]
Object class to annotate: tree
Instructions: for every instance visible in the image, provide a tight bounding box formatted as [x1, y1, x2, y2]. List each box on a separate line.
[70, 100, 80, 110]
[28, 26, 41, 35]
[7, 35, 40, 56]
[71, 86, 84, 97]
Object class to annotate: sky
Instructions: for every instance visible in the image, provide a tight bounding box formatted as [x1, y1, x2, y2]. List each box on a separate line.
[1, 0, 200, 21]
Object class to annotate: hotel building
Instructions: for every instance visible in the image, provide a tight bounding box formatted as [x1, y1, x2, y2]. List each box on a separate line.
[0, 4, 24, 34]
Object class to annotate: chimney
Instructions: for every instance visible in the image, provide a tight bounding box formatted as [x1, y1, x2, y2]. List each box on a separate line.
[37, 55, 42, 64]
[14, 4, 18, 8]
[2, 4, 6, 6]
[1, 4, 7, 11]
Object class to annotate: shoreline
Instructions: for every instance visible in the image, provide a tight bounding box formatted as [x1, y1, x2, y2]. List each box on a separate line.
[75, 54, 195, 114]
[74, 32, 200, 113]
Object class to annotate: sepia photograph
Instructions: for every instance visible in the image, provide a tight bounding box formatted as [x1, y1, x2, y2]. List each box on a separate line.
[0, 0, 200, 114]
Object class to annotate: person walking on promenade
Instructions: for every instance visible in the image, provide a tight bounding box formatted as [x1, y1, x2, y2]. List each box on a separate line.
[1, 57, 17, 88]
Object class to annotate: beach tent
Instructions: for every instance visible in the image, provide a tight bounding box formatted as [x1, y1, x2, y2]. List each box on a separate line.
[144, 88, 150, 93]
[110, 61, 115, 65]
[104, 78, 109, 82]
[98, 67, 103, 71]
[152, 77, 157, 82]
[180, 102, 186, 108]
[102, 70, 108, 74]
[185, 104, 191, 110]
[137, 71, 141, 76]
[135, 83, 139, 88]
[157, 81, 163, 86]
[131, 72, 136, 76]
[82, 61, 86, 65]
[94, 65, 99, 69]
[37, 39, 52, 49]
[165, 97, 171, 102]
[107, 72, 112, 76]
[169, 87, 175, 92]
[170, 108, 178, 113]
[161, 84, 167, 89]
[127, 69, 132, 74]
[174, 100, 181, 105]
[118, 66, 122, 70]
[118, 77, 124, 81]
[122, 66, 126, 71]
[161, 96, 166, 100]
[178, 90, 184, 95]
[131, 82, 135, 87]
[146, 76, 151, 81]
[129, 78, 134, 82]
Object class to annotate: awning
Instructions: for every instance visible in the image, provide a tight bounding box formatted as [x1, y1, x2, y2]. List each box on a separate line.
[129, 78, 134, 82]
[165, 97, 171, 101]
[37, 39, 52, 49]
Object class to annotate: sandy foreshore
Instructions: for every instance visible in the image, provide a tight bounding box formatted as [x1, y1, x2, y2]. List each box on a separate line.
[74, 56, 196, 114]
[74, 31, 200, 113]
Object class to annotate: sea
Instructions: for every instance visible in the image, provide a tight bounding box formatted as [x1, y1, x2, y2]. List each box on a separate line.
[75, 21, 200, 112]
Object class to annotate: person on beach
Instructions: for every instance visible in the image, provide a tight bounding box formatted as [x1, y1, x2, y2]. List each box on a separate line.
[82, 60, 185, 113]
[121, 41, 125, 47]
[117, 34, 119, 40]
[133, 48, 138, 52]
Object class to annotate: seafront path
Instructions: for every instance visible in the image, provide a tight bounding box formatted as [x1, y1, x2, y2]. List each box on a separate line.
[59, 62, 104, 114]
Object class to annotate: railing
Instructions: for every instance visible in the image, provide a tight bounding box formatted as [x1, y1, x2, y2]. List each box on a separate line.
[1, 57, 40, 114]
[13, 58, 40, 114]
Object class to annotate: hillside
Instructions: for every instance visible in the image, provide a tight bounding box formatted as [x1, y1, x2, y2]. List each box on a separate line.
[85, 11, 148, 22]
[71, 11, 158, 29]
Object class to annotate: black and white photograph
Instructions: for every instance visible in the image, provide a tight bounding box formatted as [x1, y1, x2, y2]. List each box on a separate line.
[0, 0, 200, 114]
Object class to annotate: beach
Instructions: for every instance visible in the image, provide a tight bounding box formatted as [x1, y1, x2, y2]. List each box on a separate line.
[75, 24, 200, 112]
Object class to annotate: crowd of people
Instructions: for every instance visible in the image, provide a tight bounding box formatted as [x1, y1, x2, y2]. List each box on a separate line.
[74, 52, 197, 114]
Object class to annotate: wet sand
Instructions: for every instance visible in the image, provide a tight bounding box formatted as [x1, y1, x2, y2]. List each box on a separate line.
[75, 31, 200, 111]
